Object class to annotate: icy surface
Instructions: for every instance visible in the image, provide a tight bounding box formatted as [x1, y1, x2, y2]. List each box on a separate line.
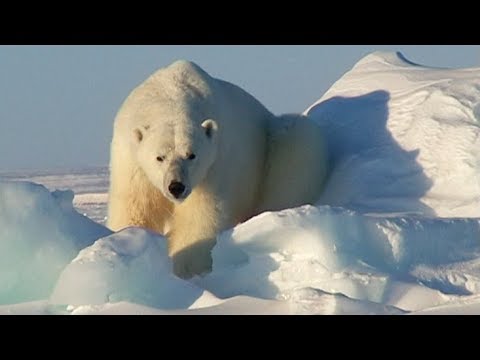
[1, 167, 109, 225]
[50, 227, 210, 310]
[0, 181, 111, 304]
[306, 51, 480, 218]
[197, 205, 480, 312]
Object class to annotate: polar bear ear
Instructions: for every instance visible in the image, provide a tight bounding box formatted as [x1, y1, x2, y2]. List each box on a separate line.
[133, 125, 150, 143]
[201, 119, 218, 139]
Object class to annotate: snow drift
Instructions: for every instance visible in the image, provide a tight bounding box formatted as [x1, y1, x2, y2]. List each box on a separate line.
[0, 181, 111, 305]
[2, 51, 480, 314]
[50, 227, 211, 310]
[306, 51, 480, 218]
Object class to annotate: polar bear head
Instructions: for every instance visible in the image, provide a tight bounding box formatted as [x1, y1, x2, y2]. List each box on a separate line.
[133, 117, 218, 203]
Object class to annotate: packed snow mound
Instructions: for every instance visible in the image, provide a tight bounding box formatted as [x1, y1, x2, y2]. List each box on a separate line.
[0, 181, 111, 304]
[411, 294, 480, 315]
[6, 201, 479, 315]
[306, 51, 480, 218]
[49, 227, 214, 310]
[197, 205, 480, 312]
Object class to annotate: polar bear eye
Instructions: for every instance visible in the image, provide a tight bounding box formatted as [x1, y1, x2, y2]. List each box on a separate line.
[156, 156, 165, 162]
[187, 153, 196, 160]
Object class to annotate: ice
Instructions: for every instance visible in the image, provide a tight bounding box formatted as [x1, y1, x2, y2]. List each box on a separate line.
[196, 205, 480, 312]
[67, 296, 289, 315]
[0, 181, 111, 304]
[305, 51, 480, 218]
[3, 187, 480, 314]
[49, 227, 210, 311]
[1, 167, 110, 225]
[411, 294, 480, 315]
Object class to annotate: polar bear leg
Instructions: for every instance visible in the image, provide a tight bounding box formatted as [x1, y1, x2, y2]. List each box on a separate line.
[168, 187, 223, 279]
[257, 115, 328, 213]
[108, 160, 173, 234]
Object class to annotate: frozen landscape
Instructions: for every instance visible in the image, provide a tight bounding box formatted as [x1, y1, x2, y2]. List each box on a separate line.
[2, 51, 480, 315]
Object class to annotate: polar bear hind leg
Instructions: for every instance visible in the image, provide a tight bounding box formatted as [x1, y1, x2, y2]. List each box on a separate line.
[257, 114, 328, 213]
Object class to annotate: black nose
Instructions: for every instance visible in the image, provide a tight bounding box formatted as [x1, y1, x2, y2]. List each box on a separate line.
[168, 181, 185, 198]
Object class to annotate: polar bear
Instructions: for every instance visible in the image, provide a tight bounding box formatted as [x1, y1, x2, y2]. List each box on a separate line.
[107, 60, 327, 278]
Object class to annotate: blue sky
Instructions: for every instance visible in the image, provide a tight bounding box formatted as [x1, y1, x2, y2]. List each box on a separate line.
[1, 45, 479, 171]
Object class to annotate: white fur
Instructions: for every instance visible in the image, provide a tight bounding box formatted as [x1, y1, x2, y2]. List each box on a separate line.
[107, 60, 328, 278]
[258, 114, 328, 213]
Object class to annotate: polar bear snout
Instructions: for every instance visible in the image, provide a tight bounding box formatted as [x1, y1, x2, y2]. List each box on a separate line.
[168, 181, 186, 199]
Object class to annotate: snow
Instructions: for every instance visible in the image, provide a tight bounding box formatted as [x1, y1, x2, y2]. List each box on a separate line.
[50, 227, 210, 310]
[2, 51, 480, 314]
[0, 181, 111, 305]
[306, 51, 480, 218]
[1, 167, 109, 225]
[196, 205, 480, 312]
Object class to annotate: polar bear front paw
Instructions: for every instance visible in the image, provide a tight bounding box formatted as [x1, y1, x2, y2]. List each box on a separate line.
[171, 240, 215, 279]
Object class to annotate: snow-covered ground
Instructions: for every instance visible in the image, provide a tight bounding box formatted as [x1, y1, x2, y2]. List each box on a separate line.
[1, 166, 109, 225]
[2, 51, 480, 314]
